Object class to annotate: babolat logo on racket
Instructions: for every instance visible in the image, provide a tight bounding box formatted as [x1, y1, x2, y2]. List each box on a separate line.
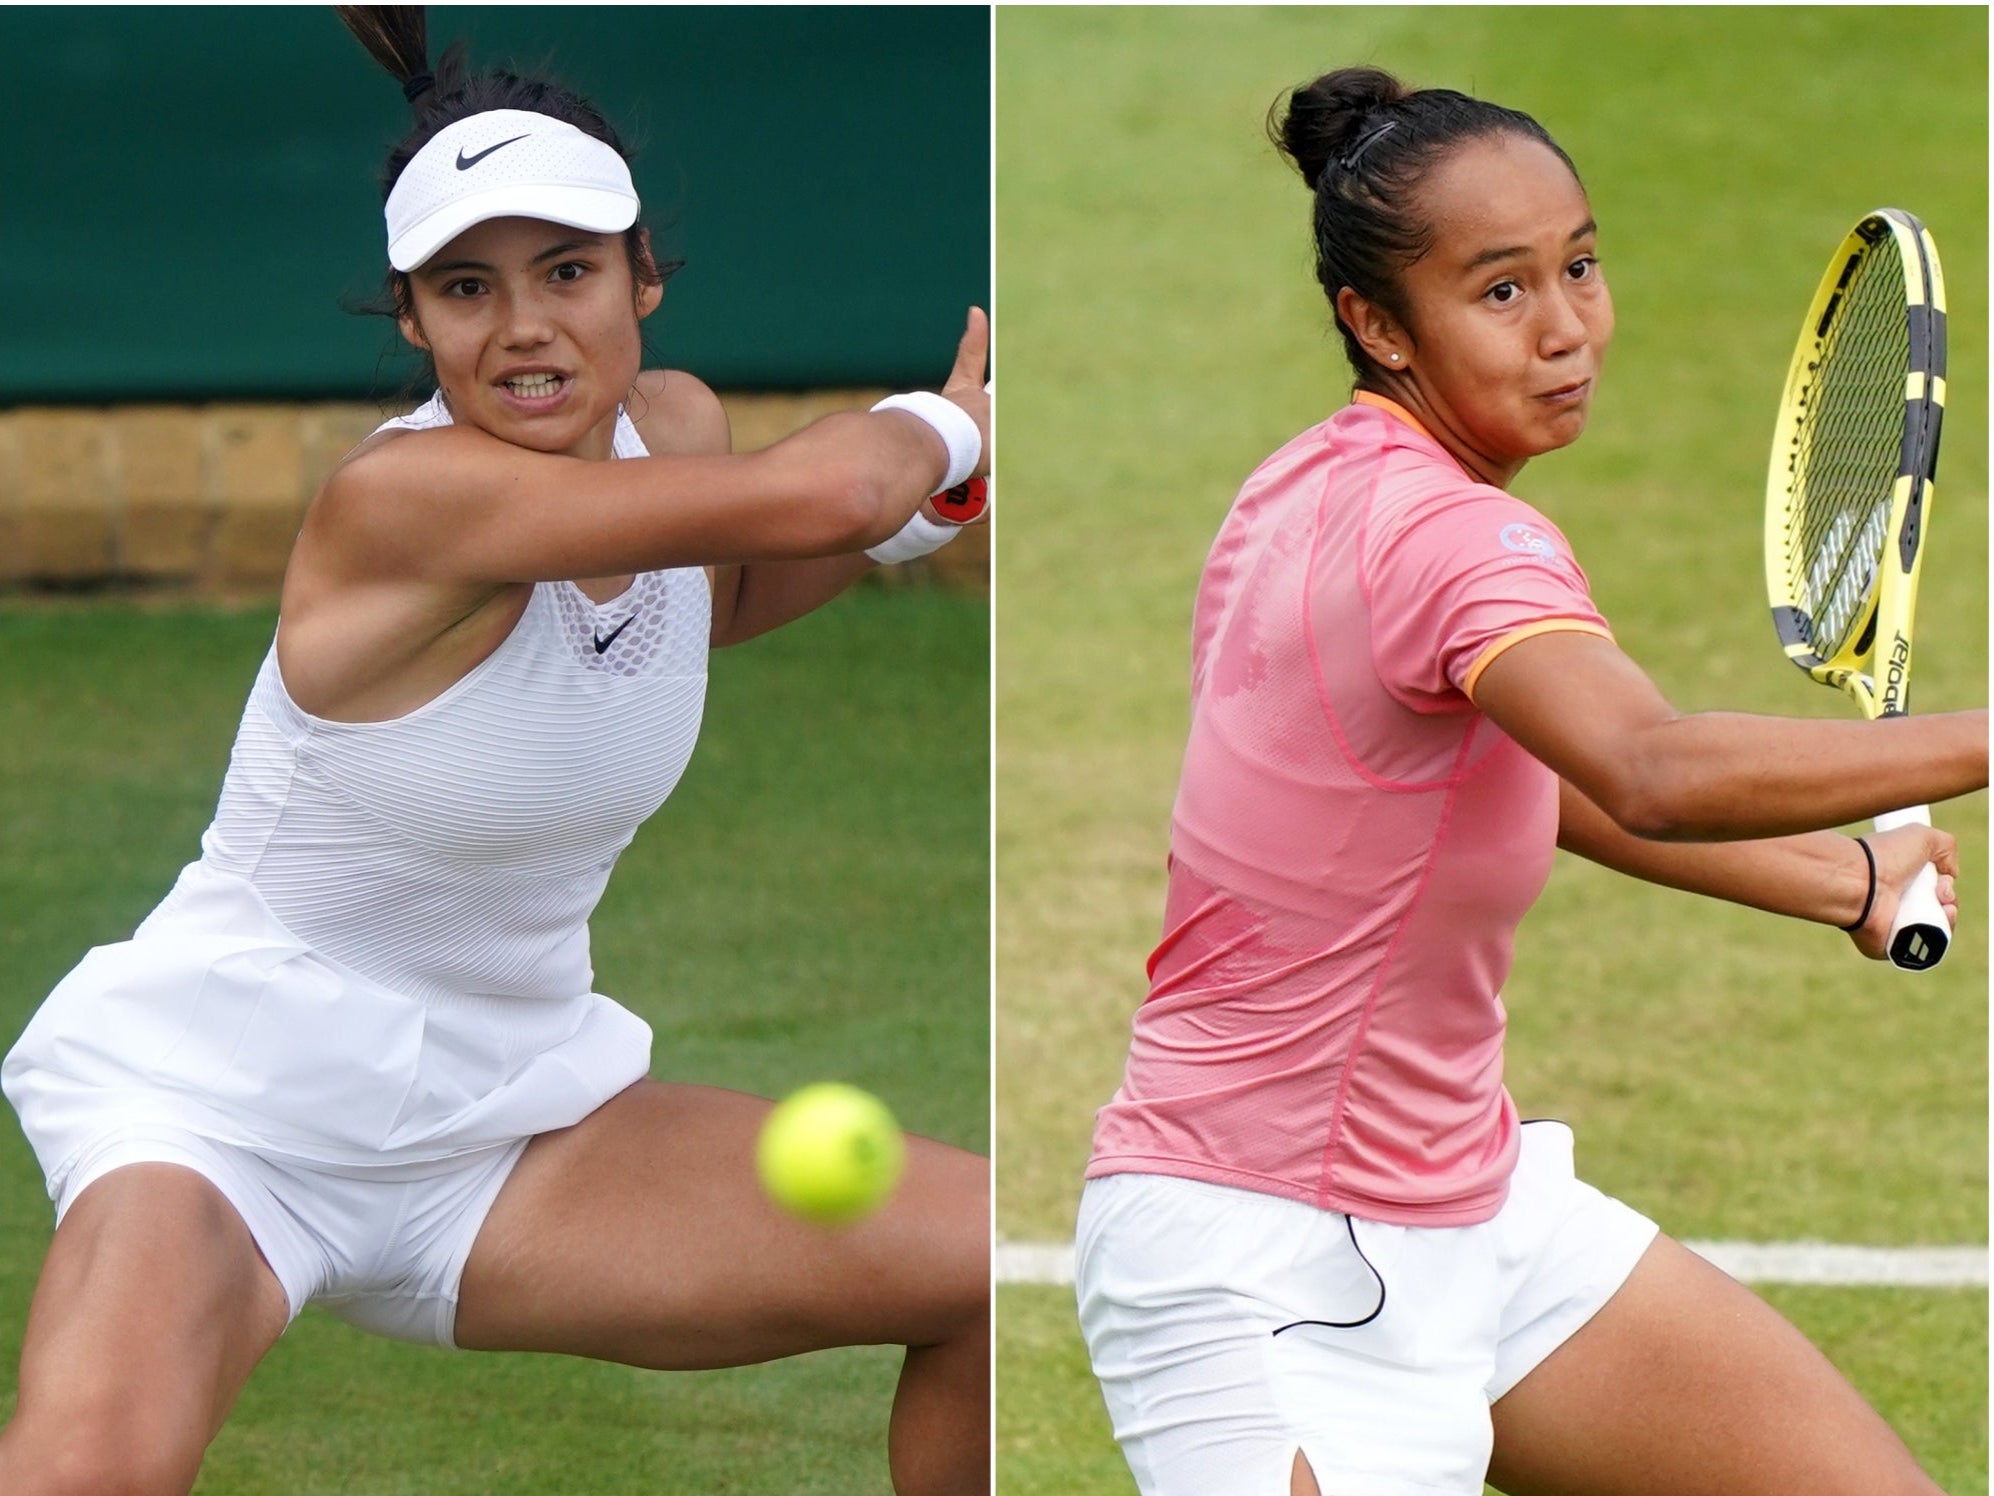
[1881, 634, 1911, 714]
[1899, 929, 1934, 967]
[932, 476, 988, 524]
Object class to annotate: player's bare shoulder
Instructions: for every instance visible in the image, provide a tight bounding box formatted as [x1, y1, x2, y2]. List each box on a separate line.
[322, 419, 495, 501]
[629, 369, 731, 457]
[304, 420, 507, 571]
[300, 425, 417, 578]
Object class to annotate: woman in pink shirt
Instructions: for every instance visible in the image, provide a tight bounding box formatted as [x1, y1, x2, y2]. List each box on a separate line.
[1077, 66, 1985, 1496]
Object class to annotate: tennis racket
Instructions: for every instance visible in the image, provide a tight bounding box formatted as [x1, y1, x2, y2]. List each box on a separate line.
[1764, 208, 1948, 971]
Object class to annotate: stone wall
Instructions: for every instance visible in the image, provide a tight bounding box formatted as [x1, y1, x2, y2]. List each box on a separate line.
[0, 393, 989, 596]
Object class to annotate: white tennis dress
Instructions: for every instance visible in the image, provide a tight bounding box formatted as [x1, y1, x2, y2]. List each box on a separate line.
[4, 396, 712, 1199]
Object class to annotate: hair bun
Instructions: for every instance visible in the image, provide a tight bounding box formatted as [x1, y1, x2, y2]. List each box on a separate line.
[1272, 66, 1410, 191]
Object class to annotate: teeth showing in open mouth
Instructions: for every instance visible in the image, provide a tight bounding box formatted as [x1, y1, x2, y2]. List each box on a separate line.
[505, 373, 564, 396]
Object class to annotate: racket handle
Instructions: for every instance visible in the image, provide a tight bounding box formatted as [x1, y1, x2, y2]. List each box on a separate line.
[1873, 805, 1949, 971]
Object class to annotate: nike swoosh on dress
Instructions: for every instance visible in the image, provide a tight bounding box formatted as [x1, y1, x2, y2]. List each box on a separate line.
[593, 614, 638, 655]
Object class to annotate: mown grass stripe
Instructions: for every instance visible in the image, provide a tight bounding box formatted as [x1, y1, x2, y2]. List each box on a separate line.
[996, 1241, 1989, 1289]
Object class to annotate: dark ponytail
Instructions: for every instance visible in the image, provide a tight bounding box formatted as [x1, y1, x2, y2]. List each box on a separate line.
[1269, 67, 1580, 386]
[334, 6, 436, 105]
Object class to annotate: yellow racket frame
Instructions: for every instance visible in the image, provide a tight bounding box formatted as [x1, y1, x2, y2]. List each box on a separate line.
[1763, 208, 1946, 722]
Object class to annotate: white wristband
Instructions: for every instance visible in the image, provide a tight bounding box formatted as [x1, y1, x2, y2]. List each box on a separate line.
[872, 391, 981, 494]
[866, 511, 961, 566]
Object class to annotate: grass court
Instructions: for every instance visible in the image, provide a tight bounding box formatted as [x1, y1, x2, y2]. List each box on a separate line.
[0, 586, 988, 1493]
[995, 8, 1987, 1493]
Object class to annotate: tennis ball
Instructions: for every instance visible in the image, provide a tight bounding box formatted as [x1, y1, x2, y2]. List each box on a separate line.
[756, 1082, 907, 1226]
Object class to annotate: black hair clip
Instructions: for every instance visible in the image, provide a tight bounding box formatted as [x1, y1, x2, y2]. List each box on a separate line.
[402, 72, 436, 103]
[1340, 118, 1397, 171]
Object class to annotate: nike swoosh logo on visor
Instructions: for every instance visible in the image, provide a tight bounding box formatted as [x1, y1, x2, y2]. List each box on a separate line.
[456, 135, 529, 171]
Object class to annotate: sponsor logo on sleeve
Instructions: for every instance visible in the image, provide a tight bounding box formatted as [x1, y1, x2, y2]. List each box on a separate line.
[1498, 522, 1556, 559]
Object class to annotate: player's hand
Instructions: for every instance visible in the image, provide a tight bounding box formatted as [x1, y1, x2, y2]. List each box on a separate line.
[1849, 823, 1958, 961]
[940, 307, 991, 480]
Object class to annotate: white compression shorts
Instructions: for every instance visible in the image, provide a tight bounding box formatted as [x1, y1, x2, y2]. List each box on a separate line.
[54, 1126, 531, 1348]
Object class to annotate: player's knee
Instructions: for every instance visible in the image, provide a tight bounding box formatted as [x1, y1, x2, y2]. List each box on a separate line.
[39, 1441, 199, 1496]
[4, 1402, 205, 1496]
[905, 1242, 987, 1354]
[934, 1230, 991, 1340]
[909, 1144, 991, 1337]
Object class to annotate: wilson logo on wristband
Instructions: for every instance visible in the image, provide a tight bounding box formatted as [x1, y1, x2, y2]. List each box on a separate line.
[932, 476, 988, 524]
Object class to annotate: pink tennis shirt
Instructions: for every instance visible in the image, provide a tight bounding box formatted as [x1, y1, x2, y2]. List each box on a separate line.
[1088, 395, 1613, 1226]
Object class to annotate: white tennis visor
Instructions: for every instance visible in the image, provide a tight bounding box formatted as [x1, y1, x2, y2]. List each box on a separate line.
[385, 109, 640, 272]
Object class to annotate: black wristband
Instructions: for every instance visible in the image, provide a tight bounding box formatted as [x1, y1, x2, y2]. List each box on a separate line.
[1840, 836, 1877, 932]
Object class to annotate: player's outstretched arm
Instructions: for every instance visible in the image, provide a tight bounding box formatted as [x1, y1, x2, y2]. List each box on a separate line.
[1553, 778, 1959, 959]
[701, 311, 991, 647]
[1473, 630, 1986, 841]
[314, 312, 990, 588]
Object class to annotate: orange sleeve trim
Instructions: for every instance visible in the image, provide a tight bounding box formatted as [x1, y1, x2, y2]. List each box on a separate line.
[1462, 620, 1613, 701]
[1352, 390, 1438, 445]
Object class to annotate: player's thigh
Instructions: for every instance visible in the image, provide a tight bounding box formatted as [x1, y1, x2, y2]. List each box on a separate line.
[0, 1162, 289, 1493]
[1487, 1234, 1939, 1496]
[453, 1080, 988, 1368]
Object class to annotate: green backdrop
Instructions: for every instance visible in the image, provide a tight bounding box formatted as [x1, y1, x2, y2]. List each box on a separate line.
[1, 6, 990, 401]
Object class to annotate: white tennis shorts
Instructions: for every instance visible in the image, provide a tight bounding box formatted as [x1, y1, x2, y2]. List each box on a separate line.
[1075, 1121, 1659, 1496]
[53, 1126, 528, 1348]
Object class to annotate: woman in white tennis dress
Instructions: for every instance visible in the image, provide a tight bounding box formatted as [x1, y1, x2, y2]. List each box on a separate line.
[0, 11, 989, 1495]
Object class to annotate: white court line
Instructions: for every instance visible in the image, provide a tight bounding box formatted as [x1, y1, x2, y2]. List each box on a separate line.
[996, 1241, 1988, 1289]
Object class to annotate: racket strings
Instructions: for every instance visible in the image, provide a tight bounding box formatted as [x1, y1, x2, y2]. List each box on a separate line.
[1786, 245, 1910, 658]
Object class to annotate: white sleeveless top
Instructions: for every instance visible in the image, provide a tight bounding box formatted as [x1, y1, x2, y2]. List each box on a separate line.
[4, 394, 712, 1173]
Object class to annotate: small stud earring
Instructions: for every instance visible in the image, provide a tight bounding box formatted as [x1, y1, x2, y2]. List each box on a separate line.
[1389, 352, 1402, 363]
